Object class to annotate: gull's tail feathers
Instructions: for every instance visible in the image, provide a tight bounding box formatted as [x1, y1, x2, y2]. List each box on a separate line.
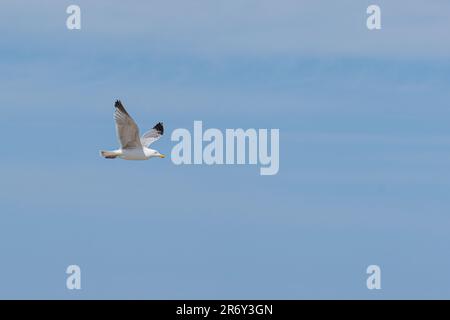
[100, 150, 119, 159]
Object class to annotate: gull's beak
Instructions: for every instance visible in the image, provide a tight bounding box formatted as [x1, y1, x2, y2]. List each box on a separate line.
[159, 154, 165, 158]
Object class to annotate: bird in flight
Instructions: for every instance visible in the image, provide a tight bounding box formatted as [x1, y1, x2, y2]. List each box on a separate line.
[100, 100, 165, 160]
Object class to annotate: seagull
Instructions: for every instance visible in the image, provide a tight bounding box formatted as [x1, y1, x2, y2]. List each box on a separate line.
[100, 100, 165, 160]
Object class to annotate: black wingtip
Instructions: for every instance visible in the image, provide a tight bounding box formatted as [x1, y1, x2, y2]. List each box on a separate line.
[153, 122, 164, 135]
[114, 100, 130, 115]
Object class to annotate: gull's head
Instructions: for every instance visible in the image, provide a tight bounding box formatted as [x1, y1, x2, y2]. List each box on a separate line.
[145, 149, 165, 159]
[154, 151, 165, 159]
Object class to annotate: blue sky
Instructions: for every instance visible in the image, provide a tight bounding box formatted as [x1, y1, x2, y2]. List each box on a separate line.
[1, 0, 450, 298]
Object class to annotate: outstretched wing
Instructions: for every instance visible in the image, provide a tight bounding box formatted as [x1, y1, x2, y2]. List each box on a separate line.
[114, 100, 141, 149]
[140, 122, 164, 147]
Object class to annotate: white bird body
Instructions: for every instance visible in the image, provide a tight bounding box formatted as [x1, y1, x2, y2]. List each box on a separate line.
[102, 147, 164, 160]
[100, 100, 165, 160]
